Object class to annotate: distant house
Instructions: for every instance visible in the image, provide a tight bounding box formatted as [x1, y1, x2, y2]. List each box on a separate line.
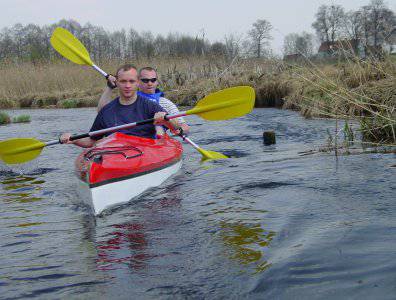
[317, 39, 364, 58]
[283, 53, 304, 62]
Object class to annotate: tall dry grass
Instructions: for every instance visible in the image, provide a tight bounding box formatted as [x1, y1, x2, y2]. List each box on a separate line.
[0, 61, 104, 108]
[0, 57, 285, 108]
[283, 54, 396, 143]
[0, 54, 394, 144]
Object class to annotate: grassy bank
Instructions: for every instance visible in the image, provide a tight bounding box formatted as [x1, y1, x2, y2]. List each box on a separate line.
[282, 56, 396, 143]
[0, 56, 394, 143]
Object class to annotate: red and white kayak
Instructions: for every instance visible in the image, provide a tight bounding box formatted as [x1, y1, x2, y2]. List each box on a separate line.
[75, 132, 183, 215]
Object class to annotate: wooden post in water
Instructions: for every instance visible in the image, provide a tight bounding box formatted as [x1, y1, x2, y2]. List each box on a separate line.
[263, 131, 276, 145]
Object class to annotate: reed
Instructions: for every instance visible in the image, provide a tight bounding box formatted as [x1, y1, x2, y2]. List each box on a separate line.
[12, 114, 31, 123]
[0, 57, 286, 108]
[0, 111, 11, 125]
[283, 54, 396, 143]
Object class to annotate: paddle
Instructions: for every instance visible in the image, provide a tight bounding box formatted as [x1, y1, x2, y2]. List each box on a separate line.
[0, 86, 255, 165]
[50, 27, 234, 160]
[50, 27, 108, 77]
[180, 135, 228, 160]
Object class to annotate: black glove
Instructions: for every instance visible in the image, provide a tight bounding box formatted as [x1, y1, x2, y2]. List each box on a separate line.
[105, 74, 117, 89]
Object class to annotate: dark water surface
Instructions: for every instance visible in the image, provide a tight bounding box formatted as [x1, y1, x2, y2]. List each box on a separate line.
[0, 108, 395, 299]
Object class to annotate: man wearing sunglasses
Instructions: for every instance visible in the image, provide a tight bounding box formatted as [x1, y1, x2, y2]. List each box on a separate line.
[137, 67, 190, 135]
[98, 67, 190, 135]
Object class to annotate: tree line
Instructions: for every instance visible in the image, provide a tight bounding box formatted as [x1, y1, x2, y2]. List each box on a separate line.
[0, 0, 394, 63]
[0, 19, 245, 63]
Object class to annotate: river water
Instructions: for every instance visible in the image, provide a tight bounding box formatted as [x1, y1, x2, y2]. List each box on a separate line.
[0, 108, 395, 299]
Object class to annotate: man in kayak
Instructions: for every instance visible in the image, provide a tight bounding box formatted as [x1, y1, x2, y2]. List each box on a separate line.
[60, 64, 177, 147]
[98, 67, 190, 135]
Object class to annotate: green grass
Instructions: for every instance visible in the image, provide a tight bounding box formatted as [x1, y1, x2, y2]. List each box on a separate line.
[12, 114, 31, 123]
[61, 99, 79, 108]
[0, 111, 11, 124]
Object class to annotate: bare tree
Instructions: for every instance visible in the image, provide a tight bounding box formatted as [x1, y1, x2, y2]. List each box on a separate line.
[283, 33, 299, 56]
[366, 0, 395, 47]
[343, 10, 363, 40]
[153, 34, 168, 57]
[126, 28, 140, 59]
[224, 33, 242, 60]
[80, 23, 95, 55]
[0, 28, 16, 60]
[248, 19, 272, 58]
[10, 24, 24, 59]
[110, 29, 127, 59]
[312, 6, 330, 42]
[24, 24, 46, 62]
[312, 5, 345, 43]
[353, 0, 395, 55]
[283, 32, 314, 57]
[209, 42, 227, 57]
[140, 31, 155, 59]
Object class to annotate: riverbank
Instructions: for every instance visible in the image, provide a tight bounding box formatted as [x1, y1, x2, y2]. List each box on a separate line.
[0, 56, 395, 143]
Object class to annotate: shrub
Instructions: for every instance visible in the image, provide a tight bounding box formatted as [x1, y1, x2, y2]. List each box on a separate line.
[61, 99, 79, 108]
[0, 111, 11, 124]
[13, 115, 31, 123]
[0, 99, 17, 109]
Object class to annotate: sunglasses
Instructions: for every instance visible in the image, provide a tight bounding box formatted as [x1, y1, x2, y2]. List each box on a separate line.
[140, 78, 157, 83]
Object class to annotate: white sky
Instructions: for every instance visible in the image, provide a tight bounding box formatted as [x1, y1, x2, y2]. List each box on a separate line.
[0, 0, 395, 54]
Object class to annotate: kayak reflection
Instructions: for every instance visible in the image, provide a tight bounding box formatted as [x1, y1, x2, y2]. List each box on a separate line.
[96, 222, 151, 271]
[95, 183, 183, 271]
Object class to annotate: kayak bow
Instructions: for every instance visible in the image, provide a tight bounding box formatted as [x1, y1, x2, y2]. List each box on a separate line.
[75, 132, 183, 215]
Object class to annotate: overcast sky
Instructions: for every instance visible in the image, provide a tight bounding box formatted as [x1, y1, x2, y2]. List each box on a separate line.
[0, 0, 395, 54]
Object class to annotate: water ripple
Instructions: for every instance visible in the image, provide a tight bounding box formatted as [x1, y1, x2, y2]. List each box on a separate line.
[0, 108, 395, 299]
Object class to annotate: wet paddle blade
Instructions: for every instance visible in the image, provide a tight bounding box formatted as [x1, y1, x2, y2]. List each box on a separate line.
[187, 86, 255, 120]
[181, 135, 228, 161]
[50, 27, 93, 66]
[0, 138, 45, 164]
[198, 148, 228, 161]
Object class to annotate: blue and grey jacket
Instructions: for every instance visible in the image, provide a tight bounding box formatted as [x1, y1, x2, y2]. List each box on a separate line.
[137, 89, 164, 104]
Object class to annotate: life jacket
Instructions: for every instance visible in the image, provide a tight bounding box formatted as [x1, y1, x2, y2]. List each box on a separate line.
[137, 89, 164, 104]
[138, 89, 167, 133]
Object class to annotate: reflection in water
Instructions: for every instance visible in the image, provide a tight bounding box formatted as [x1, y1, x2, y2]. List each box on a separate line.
[96, 184, 183, 272]
[96, 222, 152, 271]
[219, 221, 275, 274]
[1, 175, 44, 204]
[0, 175, 47, 230]
[11, 222, 44, 227]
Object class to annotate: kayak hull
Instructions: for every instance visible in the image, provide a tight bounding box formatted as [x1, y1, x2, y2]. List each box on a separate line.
[75, 132, 183, 215]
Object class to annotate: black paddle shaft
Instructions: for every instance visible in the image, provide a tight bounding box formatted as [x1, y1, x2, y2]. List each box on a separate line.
[68, 117, 157, 142]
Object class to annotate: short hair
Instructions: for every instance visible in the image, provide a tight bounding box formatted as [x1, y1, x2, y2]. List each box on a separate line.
[138, 67, 157, 77]
[115, 64, 137, 77]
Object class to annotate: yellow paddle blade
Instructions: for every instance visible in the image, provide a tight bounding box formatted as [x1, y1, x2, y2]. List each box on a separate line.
[50, 27, 93, 66]
[198, 148, 228, 161]
[187, 86, 255, 120]
[0, 138, 45, 164]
